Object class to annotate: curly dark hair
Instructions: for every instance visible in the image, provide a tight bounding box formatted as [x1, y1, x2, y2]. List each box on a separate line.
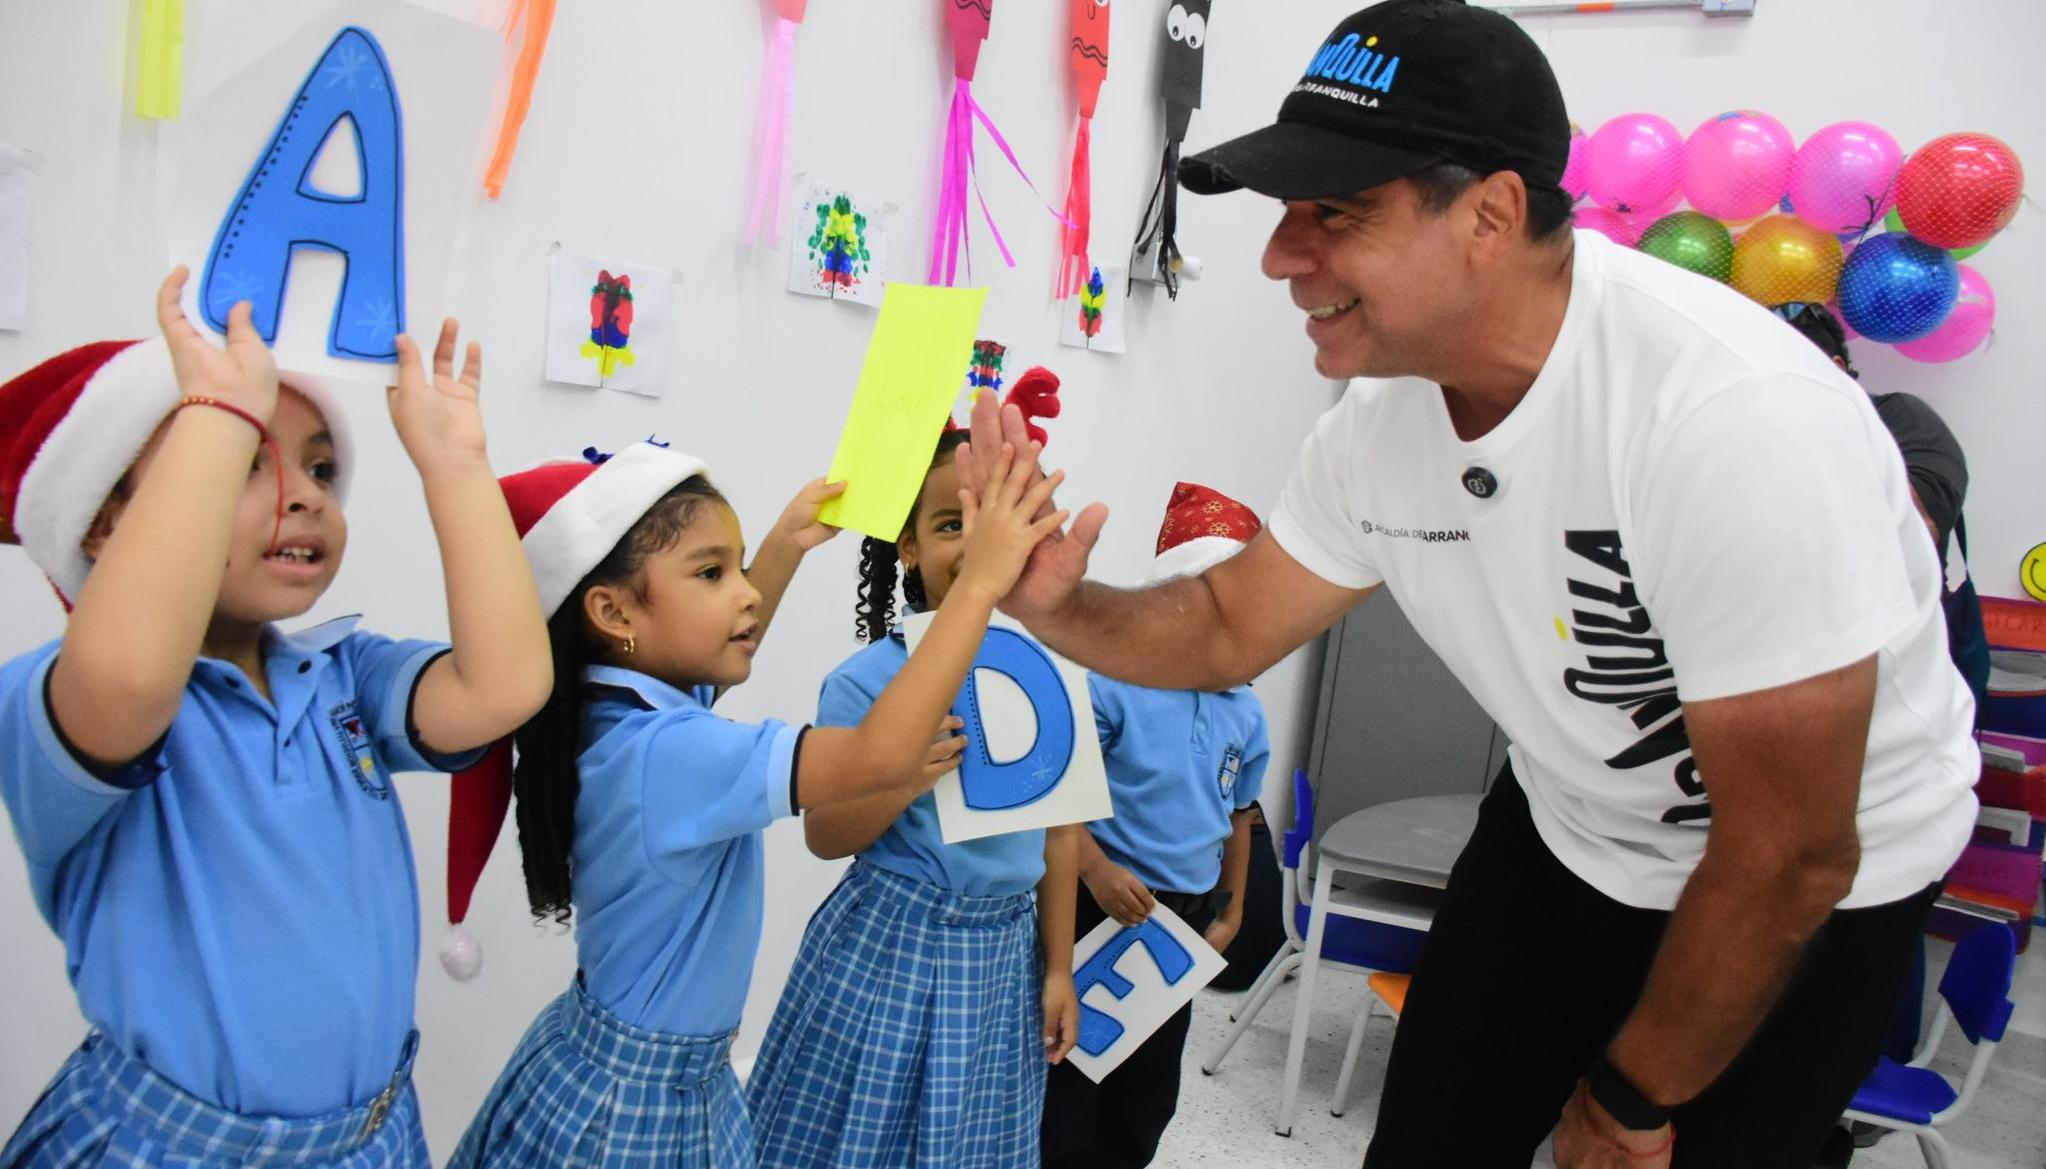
[512, 476, 725, 925]
[855, 429, 970, 643]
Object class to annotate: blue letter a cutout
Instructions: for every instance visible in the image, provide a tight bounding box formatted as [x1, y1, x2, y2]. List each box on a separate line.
[954, 629, 1076, 812]
[202, 26, 405, 361]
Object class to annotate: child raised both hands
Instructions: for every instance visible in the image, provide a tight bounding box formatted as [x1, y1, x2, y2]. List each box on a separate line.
[388, 321, 492, 475]
[156, 266, 278, 423]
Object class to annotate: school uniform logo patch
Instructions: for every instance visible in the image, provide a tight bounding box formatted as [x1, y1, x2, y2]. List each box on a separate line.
[1218, 746, 1242, 802]
[330, 701, 390, 799]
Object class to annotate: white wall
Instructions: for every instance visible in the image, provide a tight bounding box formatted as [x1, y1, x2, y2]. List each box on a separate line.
[2, 0, 2042, 1157]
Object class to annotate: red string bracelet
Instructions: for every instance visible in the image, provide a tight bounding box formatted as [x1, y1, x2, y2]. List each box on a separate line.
[176, 396, 284, 553]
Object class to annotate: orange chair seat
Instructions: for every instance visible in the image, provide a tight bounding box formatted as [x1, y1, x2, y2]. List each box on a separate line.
[1366, 971, 1411, 1016]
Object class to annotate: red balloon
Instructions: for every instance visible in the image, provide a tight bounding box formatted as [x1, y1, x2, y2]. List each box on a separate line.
[1896, 133, 2026, 251]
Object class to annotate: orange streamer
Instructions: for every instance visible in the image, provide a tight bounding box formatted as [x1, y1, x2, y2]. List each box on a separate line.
[483, 0, 557, 200]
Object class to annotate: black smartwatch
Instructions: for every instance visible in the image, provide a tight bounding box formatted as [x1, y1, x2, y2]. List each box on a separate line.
[1585, 1052, 1673, 1132]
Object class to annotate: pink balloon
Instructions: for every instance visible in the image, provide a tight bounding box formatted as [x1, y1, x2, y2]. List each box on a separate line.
[1684, 110, 1795, 222]
[1574, 206, 1643, 247]
[1563, 122, 1590, 203]
[1586, 113, 1685, 217]
[1787, 121, 1903, 238]
[1895, 264, 1995, 362]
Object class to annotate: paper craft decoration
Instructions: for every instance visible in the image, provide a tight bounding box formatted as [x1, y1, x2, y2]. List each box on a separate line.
[1058, 261, 1128, 353]
[930, 0, 1063, 287]
[482, 0, 556, 199]
[788, 179, 894, 306]
[170, 2, 497, 382]
[138, 0, 185, 119]
[1132, 1, 1210, 297]
[1058, 0, 1112, 299]
[966, 338, 1009, 401]
[819, 284, 989, 539]
[901, 613, 1113, 844]
[543, 248, 679, 397]
[747, 0, 809, 245]
[1068, 904, 1228, 1082]
[0, 146, 32, 332]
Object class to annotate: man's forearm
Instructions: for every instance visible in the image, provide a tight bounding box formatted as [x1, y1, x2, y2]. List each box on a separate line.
[1027, 578, 1251, 691]
[1605, 844, 1855, 1107]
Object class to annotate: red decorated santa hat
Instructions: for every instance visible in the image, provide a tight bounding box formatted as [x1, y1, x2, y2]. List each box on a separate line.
[440, 440, 711, 980]
[0, 338, 355, 605]
[1152, 481, 1261, 582]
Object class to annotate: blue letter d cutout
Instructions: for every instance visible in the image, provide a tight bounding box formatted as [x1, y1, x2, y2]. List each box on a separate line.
[954, 629, 1075, 812]
[202, 26, 405, 361]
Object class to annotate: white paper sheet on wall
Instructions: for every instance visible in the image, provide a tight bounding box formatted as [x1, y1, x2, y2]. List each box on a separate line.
[543, 247, 681, 397]
[0, 145, 37, 333]
[900, 612, 1113, 844]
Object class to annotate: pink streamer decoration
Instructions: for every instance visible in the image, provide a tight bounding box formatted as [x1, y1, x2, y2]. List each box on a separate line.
[746, 17, 801, 246]
[1057, 119, 1091, 298]
[930, 80, 1066, 286]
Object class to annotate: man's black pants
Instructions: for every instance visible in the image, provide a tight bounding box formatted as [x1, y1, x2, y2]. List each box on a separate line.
[1362, 771, 1939, 1168]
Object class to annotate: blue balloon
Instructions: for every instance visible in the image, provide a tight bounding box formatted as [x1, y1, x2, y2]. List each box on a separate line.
[1836, 234, 1959, 344]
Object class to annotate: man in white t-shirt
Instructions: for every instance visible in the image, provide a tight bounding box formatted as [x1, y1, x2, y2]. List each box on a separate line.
[958, 2, 1978, 1166]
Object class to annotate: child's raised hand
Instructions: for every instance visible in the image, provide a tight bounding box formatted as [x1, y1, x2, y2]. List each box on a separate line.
[388, 320, 489, 472]
[954, 443, 1070, 607]
[771, 477, 847, 553]
[156, 266, 279, 422]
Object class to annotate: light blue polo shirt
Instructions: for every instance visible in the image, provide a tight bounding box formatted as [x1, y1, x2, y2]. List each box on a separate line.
[1087, 675, 1270, 895]
[572, 666, 800, 1036]
[821, 634, 1046, 898]
[0, 619, 477, 1118]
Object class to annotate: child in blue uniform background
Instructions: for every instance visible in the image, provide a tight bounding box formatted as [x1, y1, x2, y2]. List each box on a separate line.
[1041, 482, 1271, 1169]
[0, 270, 552, 1168]
[747, 374, 1083, 1169]
[440, 433, 1069, 1169]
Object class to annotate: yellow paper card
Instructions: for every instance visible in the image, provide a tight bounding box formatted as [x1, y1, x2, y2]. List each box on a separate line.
[818, 283, 988, 540]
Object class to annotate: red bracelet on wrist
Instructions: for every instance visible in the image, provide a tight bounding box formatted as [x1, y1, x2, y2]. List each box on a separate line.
[176, 396, 285, 552]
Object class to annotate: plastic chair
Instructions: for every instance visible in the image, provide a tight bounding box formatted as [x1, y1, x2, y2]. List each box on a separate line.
[1840, 924, 2018, 1169]
[1330, 972, 1410, 1117]
[1199, 770, 1435, 1134]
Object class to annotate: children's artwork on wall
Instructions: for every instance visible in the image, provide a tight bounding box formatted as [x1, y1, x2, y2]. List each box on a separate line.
[1058, 0, 1111, 299]
[1058, 261, 1128, 353]
[819, 284, 989, 539]
[787, 179, 894, 307]
[965, 337, 1011, 404]
[1132, 0, 1211, 297]
[746, 0, 810, 245]
[901, 613, 1113, 844]
[543, 247, 679, 397]
[1068, 904, 1228, 1082]
[167, 1, 497, 383]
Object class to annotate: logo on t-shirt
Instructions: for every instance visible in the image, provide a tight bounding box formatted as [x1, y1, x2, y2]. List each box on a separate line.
[329, 701, 390, 800]
[1218, 746, 1242, 802]
[1358, 518, 1471, 543]
[1560, 530, 1705, 825]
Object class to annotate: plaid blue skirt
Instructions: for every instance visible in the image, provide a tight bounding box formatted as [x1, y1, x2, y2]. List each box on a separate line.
[746, 862, 1044, 1169]
[447, 979, 747, 1169]
[1, 1031, 426, 1169]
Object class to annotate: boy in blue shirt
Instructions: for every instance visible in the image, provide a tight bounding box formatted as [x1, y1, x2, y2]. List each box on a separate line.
[1040, 483, 1272, 1169]
[0, 271, 550, 1167]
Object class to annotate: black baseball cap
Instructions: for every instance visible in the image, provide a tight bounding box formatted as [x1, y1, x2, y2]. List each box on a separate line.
[1182, 0, 1570, 202]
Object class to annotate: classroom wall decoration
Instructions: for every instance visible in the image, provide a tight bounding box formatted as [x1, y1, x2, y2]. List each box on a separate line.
[168, 1, 496, 383]
[1068, 904, 1229, 1082]
[747, 0, 810, 245]
[787, 179, 894, 307]
[543, 248, 678, 397]
[900, 612, 1113, 843]
[1132, 1, 1211, 298]
[482, 0, 557, 200]
[966, 337, 1010, 401]
[1057, 0, 1112, 299]
[1575, 110, 2024, 363]
[930, 0, 1062, 287]
[1059, 260, 1128, 353]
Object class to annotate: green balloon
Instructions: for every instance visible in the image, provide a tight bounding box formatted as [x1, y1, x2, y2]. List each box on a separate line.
[1884, 207, 1987, 261]
[1637, 212, 1735, 283]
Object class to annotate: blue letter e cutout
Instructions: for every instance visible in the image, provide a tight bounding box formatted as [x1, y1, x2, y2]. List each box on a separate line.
[1074, 919, 1197, 1057]
[202, 26, 405, 361]
[954, 629, 1076, 812]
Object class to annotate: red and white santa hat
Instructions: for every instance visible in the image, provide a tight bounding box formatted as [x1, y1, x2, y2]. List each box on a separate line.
[440, 440, 711, 980]
[1152, 481, 1261, 582]
[0, 338, 355, 605]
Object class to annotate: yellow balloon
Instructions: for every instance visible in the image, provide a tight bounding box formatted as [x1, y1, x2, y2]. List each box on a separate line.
[1732, 215, 1844, 307]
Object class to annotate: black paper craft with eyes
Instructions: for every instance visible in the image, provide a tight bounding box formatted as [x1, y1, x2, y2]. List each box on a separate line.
[1132, 0, 1211, 298]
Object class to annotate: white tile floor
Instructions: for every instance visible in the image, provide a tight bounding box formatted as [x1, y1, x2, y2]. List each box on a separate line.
[1157, 952, 2046, 1168]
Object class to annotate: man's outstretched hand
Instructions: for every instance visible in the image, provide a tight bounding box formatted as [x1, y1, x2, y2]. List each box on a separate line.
[956, 391, 1108, 623]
